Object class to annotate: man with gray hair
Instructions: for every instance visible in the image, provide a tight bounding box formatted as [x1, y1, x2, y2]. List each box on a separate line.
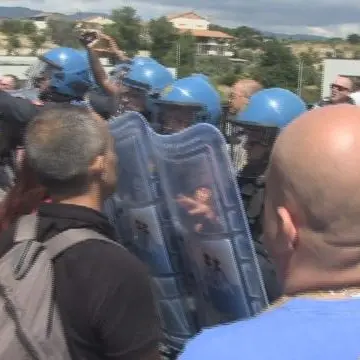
[0, 104, 162, 360]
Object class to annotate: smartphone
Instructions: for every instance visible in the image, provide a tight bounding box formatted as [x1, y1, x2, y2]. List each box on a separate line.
[79, 31, 98, 46]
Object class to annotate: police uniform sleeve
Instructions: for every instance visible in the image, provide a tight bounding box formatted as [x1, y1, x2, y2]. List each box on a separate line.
[0, 90, 38, 125]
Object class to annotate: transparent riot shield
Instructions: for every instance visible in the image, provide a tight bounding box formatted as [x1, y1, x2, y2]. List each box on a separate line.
[103, 194, 134, 249]
[150, 123, 268, 328]
[108, 112, 198, 354]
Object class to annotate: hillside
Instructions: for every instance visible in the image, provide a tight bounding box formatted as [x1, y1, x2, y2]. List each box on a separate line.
[1, 5, 359, 62]
[0, 6, 329, 41]
[0, 6, 108, 22]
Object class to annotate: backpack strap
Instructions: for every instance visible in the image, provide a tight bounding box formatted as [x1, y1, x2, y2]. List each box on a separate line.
[12, 214, 41, 279]
[45, 228, 123, 260]
[12, 215, 123, 278]
[14, 214, 38, 243]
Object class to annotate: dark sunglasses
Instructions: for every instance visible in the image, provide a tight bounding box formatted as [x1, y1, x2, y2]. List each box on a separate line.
[331, 83, 350, 92]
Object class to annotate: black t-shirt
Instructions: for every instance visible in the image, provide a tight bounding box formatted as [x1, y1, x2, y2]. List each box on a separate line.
[0, 203, 161, 360]
[0, 90, 40, 155]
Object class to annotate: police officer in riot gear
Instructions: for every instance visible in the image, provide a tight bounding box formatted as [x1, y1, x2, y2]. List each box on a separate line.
[0, 47, 98, 195]
[230, 87, 307, 301]
[153, 73, 222, 133]
[83, 31, 173, 120]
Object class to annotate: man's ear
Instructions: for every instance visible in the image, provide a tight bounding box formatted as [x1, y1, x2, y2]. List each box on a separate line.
[88, 155, 105, 176]
[277, 206, 298, 250]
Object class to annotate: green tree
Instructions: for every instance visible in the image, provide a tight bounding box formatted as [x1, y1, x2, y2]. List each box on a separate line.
[47, 19, 80, 48]
[103, 6, 141, 57]
[299, 47, 320, 66]
[233, 26, 263, 39]
[236, 49, 256, 61]
[347, 33, 360, 45]
[195, 55, 235, 77]
[163, 32, 196, 77]
[29, 31, 47, 55]
[0, 19, 23, 34]
[334, 49, 345, 58]
[148, 17, 176, 63]
[251, 39, 298, 90]
[21, 21, 37, 35]
[301, 86, 321, 103]
[234, 26, 264, 49]
[209, 24, 235, 36]
[298, 48, 321, 87]
[353, 50, 360, 59]
[6, 34, 21, 55]
[218, 72, 238, 86]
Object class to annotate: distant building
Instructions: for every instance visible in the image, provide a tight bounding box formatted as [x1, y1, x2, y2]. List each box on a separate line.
[166, 11, 234, 57]
[25, 12, 67, 30]
[75, 16, 114, 30]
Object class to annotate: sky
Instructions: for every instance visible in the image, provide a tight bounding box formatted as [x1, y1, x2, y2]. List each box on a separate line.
[3, 0, 360, 37]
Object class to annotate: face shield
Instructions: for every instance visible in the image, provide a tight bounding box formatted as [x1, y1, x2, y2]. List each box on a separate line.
[228, 122, 278, 178]
[25, 57, 62, 93]
[109, 64, 131, 86]
[154, 102, 203, 134]
[121, 79, 149, 112]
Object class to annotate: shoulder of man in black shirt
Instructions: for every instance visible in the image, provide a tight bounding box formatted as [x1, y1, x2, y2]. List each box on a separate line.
[0, 89, 39, 125]
[0, 203, 162, 360]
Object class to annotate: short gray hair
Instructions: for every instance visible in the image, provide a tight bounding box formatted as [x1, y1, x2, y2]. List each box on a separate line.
[25, 104, 108, 196]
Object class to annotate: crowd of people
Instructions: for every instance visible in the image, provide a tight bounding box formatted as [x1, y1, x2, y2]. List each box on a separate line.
[0, 30, 359, 359]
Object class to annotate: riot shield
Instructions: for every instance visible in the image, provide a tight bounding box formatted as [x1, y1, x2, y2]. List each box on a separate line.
[108, 112, 198, 354]
[150, 122, 268, 327]
[102, 194, 134, 249]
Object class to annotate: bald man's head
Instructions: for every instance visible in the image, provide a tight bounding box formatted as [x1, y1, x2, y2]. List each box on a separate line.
[263, 104, 360, 293]
[229, 79, 263, 114]
[330, 76, 353, 104]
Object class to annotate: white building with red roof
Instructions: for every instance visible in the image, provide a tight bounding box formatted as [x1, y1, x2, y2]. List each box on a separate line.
[166, 11, 234, 57]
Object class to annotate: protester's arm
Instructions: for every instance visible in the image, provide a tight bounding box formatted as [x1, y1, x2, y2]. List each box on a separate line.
[100, 33, 130, 62]
[82, 32, 127, 96]
[92, 244, 162, 360]
[86, 47, 119, 96]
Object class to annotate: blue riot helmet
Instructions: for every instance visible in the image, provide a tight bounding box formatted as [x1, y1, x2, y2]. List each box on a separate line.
[109, 57, 158, 87]
[152, 74, 222, 134]
[121, 59, 174, 114]
[235, 87, 307, 128]
[132, 56, 157, 65]
[191, 73, 210, 82]
[230, 87, 307, 178]
[35, 47, 92, 99]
